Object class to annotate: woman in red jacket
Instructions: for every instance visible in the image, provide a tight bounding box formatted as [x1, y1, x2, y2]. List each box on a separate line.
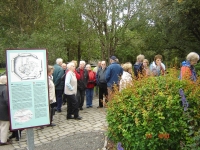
[85, 64, 96, 108]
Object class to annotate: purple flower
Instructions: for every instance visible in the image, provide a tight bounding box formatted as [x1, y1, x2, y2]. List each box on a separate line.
[117, 142, 124, 150]
[179, 89, 189, 111]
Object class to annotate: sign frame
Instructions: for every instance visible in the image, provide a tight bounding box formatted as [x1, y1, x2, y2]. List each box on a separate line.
[6, 49, 50, 130]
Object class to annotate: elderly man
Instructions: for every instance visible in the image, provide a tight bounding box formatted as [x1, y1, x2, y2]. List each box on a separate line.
[52, 58, 65, 112]
[96, 61, 108, 108]
[106, 56, 123, 101]
[61, 63, 67, 105]
[76, 61, 89, 110]
[93, 61, 101, 97]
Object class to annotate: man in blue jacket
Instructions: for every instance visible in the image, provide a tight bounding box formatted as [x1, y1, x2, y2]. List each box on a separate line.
[106, 56, 123, 100]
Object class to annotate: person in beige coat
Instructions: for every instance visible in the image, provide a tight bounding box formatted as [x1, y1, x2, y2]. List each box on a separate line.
[48, 65, 57, 126]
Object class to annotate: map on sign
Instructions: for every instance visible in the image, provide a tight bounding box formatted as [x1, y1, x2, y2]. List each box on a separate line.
[14, 109, 33, 123]
[11, 53, 43, 80]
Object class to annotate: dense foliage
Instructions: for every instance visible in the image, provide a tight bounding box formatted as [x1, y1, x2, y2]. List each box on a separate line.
[107, 69, 200, 150]
[1, 0, 200, 65]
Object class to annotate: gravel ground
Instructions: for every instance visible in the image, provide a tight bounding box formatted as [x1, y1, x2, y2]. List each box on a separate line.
[18, 131, 105, 150]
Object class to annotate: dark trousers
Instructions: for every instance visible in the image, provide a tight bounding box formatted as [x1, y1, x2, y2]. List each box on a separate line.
[62, 94, 67, 104]
[76, 89, 85, 108]
[50, 103, 56, 123]
[10, 130, 22, 140]
[66, 94, 79, 118]
[99, 83, 108, 107]
[55, 90, 63, 111]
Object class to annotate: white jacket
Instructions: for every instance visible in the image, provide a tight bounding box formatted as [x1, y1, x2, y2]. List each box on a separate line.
[119, 71, 132, 92]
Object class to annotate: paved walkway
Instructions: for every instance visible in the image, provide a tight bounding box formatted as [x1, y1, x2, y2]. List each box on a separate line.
[1, 98, 107, 150]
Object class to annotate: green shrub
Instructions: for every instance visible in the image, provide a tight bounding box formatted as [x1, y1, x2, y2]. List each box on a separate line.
[106, 69, 200, 150]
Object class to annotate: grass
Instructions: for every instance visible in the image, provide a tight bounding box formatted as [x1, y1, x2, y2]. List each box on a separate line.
[0, 68, 5, 73]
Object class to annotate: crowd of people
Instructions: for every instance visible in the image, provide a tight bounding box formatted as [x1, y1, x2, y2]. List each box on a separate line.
[0, 51, 199, 146]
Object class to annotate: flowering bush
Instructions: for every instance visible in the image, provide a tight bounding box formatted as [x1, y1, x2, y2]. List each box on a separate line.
[106, 68, 200, 150]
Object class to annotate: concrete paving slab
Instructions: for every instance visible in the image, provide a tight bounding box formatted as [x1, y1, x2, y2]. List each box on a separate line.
[1, 98, 107, 150]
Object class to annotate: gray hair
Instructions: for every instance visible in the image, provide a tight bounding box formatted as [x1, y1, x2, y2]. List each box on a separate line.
[80, 61, 86, 65]
[101, 61, 106, 65]
[67, 62, 75, 69]
[0, 76, 7, 84]
[136, 54, 145, 62]
[56, 58, 63, 65]
[186, 52, 199, 61]
[86, 64, 91, 68]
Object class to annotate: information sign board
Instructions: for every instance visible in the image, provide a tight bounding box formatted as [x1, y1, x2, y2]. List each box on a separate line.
[6, 49, 50, 130]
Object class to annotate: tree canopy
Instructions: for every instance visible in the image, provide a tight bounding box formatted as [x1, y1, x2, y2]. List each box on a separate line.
[0, 0, 200, 65]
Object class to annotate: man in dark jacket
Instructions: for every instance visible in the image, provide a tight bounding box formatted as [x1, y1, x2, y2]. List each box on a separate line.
[52, 58, 65, 112]
[76, 61, 89, 110]
[96, 61, 108, 108]
[61, 63, 67, 105]
[106, 56, 123, 101]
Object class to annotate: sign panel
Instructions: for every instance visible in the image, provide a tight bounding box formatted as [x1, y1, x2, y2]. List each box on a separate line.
[6, 49, 50, 130]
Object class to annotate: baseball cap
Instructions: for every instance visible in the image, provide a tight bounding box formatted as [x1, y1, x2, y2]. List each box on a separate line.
[110, 56, 117, 60]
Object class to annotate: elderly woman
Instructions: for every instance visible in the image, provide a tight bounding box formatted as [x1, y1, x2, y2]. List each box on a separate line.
[180, 52, 199, 81]
[65, 62, 82, 120]
[119, 62, 133, 91]
[85, 64, 96, 108]
[150, 54, 165, 76]
[0, 76, 10, 145]
[48, 65, 57, 126]
[133, 54, 145, 78]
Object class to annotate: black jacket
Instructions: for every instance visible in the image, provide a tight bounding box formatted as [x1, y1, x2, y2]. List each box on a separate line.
[0, 84, 9, 121]
[76, 68, 89, 90]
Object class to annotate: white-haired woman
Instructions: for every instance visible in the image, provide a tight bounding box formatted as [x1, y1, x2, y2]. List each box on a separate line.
[180, 52, 199, 81]
[0, 76, 11, 145]
[65, 62, 82, 120]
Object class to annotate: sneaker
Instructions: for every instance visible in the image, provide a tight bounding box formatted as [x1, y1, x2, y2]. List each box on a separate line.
[9, 134, 15, 139]
[74, 116, 82, 120]
[66, 116, 74, 120]
[47, 123, 56, 127]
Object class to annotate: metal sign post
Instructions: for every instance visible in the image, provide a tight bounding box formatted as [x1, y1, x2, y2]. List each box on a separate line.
[26, 128, 34, 150]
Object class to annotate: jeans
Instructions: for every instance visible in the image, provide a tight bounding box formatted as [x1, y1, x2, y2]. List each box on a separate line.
[55, 90, 63, 111]
[76, 89, 85, 108]
[86, 88, 94, 107]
